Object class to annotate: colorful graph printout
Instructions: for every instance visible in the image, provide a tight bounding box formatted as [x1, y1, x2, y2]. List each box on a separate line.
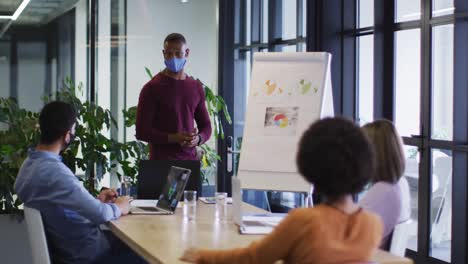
[264, 107, 299, 136]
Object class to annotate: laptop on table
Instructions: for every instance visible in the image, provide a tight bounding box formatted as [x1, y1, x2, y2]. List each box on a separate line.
[130, 166, 191, 215]
[137, 160, 201, 200]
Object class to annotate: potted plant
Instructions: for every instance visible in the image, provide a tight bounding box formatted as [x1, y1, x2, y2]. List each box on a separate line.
[48, 78, 148, 194]
[0, 97, 38, 263]
[0, 78, 147, 206]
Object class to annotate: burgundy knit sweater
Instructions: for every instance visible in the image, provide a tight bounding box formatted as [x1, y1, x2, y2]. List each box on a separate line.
[135, 73, 212, 160]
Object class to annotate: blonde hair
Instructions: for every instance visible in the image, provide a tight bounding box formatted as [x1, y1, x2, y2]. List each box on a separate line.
[362, 120, 405, 184]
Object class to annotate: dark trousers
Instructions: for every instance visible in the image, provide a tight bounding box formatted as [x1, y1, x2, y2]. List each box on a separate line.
[94, 231, 147, 264]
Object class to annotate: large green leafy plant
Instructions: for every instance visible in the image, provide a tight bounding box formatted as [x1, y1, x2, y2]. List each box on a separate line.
[0, 79, 147, 213]
[0, 98, 40, 214]
[49, 79, 148, 192]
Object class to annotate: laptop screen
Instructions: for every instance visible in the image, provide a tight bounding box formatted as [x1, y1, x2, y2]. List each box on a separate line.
[156, 166, 191, 212]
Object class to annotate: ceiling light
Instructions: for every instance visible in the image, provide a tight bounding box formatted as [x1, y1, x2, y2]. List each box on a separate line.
[181, 0, 189, 3]
[0, 0, 31, 20]
[12, 0, 31, 20]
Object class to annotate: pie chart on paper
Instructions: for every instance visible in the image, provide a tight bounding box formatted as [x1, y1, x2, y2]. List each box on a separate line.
[274, 114, 289, 128]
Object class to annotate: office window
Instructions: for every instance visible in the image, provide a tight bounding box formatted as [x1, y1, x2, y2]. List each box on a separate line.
[346, 1, 465, 261]
[282, 45, 297, 52]
[299, 42, 306, 52]
[358, 0, 374, 28]
[225, 0, 307, 210]
[356, 0, 374, 124]
[246, 0, 252, 45]
[282, 0, 297, 40]
[404, 146, 420, 252]
[75, 0, 88, 102]
[301, 0, 306, 37]
[357, 35, 374, 125]
[395, 0, 421, 22]
[0, 42, 10, 100]
[245, 51, 252, 100]
[431, 25, 453, 141]
[234, 0, 242, 44]
[17, 42, 47, 113]
[395, 29, 421, 138]
[430, 149, 452, 262]
[432, 0, 454, 17]
[261, 0, 268, 43]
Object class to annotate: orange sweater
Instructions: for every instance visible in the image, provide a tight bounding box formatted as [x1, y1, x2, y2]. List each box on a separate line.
[197, 205, 383, 264]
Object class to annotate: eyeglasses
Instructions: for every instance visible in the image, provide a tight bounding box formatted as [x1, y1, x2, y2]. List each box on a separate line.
[163, 49, 186, 59]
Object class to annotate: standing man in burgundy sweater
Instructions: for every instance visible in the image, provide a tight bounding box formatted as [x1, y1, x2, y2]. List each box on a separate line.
[135, 33, 212, 160]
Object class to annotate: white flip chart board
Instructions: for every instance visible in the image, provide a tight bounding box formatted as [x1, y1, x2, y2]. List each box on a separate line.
[237, 52, 334, 193]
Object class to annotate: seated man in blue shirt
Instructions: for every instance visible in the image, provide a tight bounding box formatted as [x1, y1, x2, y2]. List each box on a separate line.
[15, 101, 144, 263]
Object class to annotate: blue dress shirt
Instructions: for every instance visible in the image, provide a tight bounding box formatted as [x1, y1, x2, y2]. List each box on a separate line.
[15, 149, 121, 263]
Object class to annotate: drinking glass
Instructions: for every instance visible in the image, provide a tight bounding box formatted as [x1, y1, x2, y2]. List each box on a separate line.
[215, 192, 228, 222]
[184, 190, 197, 221]
[120, 176, 133, 197]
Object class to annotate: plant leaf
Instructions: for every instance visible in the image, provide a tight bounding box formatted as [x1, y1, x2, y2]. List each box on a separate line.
[145, 67, 154, 80]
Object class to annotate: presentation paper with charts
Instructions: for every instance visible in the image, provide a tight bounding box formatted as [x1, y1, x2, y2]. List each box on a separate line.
[238, 52, 334, 192]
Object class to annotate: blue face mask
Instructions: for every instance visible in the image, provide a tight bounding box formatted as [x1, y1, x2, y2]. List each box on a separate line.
[165, 57, 186, 73]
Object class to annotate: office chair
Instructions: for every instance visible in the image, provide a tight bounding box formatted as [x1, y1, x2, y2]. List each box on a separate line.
[389, 219, 412, 257]
[24, 206, 51, 264]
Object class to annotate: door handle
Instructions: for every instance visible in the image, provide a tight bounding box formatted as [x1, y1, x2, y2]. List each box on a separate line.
[227, 136, 233, 173]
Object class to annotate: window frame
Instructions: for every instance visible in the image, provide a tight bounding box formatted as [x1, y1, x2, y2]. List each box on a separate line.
[218, 0, 307, 195]
[347, 0, 468, 263]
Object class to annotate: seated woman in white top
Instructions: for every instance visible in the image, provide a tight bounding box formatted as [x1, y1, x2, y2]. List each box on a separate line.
[359, 119, 411, 249]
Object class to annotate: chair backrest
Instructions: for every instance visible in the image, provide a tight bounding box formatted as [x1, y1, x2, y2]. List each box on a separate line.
[24, 206, 51, 264]
[389, 219, 412, 257]
[137, 160, 201, 199]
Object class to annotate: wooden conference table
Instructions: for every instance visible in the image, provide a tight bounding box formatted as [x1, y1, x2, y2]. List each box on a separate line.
[109, 202, 413, 264]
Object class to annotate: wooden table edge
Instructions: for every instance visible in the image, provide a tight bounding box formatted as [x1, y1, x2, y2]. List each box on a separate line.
[108, 221, 163, 264]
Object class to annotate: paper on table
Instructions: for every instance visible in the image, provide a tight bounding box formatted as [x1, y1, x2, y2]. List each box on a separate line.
[239, 214, 287, 235]
[242, 215, 285, 225]
[239, 225, 274, 235]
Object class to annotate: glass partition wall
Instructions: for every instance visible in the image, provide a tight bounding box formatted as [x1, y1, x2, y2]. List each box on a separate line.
[0, 0, 219, 193]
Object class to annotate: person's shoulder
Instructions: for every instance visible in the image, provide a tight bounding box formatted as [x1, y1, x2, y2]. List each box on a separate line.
[358, 209, 384, 230]
[284, 207, 323, 225]
[143, 72, 166, 88]
[28, 155, 64, 173]
[18, 157, 73, 188]
[185, 75, 204, 88]
[184, 76, 206, 99]
[45, 161, 78, 185]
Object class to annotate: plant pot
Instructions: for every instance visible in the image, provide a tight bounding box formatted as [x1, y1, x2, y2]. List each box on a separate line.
[0, 214, 33, 264]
